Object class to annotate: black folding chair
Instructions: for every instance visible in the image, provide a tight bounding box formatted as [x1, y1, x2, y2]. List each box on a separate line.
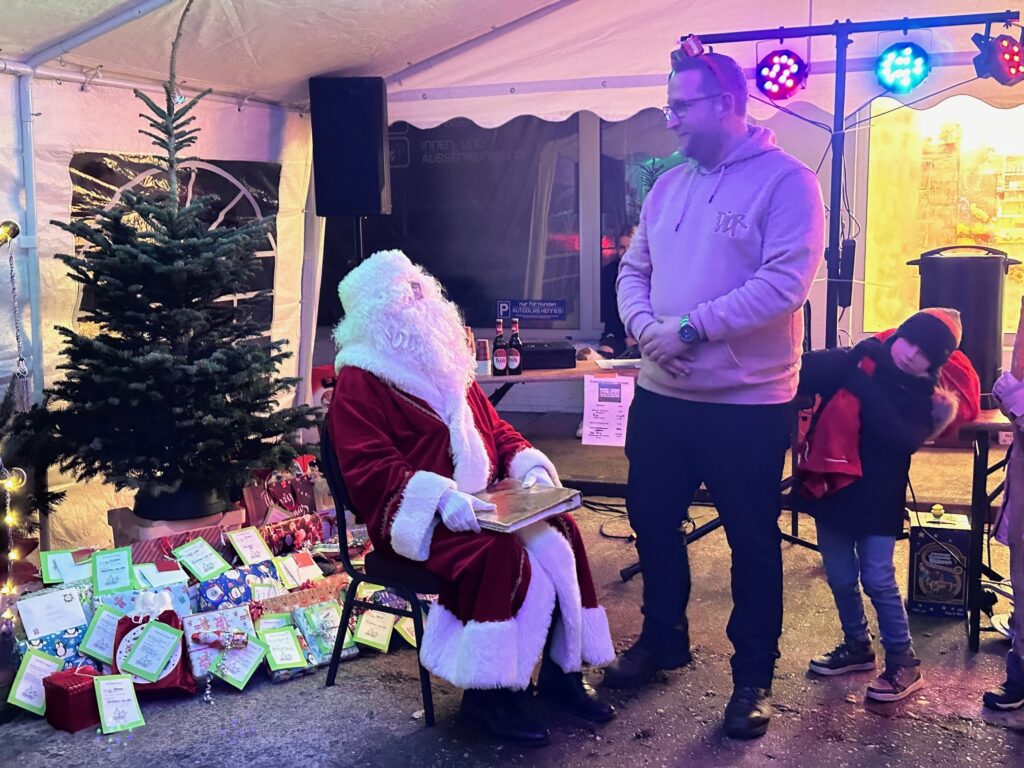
[320, 421, 442, 727]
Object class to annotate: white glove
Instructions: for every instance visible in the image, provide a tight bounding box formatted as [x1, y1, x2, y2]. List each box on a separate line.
[437, 489, 491, 533]
[993, 372, 1024, 420]
[521, 466, 556, 489]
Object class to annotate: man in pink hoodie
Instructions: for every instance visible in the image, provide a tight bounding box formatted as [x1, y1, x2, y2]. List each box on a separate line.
[606, 50, 825, 739]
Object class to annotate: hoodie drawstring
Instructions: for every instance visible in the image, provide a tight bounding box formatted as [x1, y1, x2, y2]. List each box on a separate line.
[673, 173, 701, 232]
[708, 165, 726, 204]
[674, 165, 729, 230]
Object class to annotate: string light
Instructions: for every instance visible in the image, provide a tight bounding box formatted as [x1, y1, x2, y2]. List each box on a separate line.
[0, 466, 26, 492]
[1, 459, 25, 604]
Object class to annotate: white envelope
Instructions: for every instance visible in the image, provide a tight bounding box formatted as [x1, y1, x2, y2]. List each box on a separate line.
[16, 588, 88, 640]
[134, 563, 189, 588]
[49, 553, 91, 583]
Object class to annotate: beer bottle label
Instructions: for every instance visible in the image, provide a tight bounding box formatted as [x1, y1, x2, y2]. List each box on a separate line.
[493, 350, 507, 370]
[508, 350, 521, 370]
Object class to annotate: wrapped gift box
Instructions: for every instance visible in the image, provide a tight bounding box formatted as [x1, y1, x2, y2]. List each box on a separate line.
[248, 573, 348, 618]
[292, 601, 358, 666]
[182, 606, 255, 680]
[43, 665, 101, 733]
[94, 583, 191, 620]
[196, 561, 286, 611]
[266, 631, 317, 683]
[243, 479, 305, 528]
[17, 623, 91, 670]
[359, 585, 411, 612]
[259, 513, 329, 556]
[108, 505, 243, 560]
[353, 584, 436, 618]
[128, 524, 237, 565]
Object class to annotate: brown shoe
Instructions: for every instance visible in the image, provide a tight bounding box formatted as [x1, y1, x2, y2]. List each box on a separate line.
[866, 665, 924, 702]
[602, 641, 692, 689]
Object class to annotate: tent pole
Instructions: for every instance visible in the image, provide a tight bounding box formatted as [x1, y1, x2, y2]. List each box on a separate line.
[14, 72, 48, 550]
[825, 29, 851, 349]
[296, 166, 325, 412]
[14, 77, 42, 406]
[1, 61, 300, 112]
[23, 0, 176, 68]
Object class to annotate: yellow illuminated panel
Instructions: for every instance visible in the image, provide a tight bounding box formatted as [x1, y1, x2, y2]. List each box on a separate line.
[864, 95, 1024, 332]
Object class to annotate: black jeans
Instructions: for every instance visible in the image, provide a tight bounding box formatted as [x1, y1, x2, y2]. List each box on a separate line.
[624, 386, 791, 688]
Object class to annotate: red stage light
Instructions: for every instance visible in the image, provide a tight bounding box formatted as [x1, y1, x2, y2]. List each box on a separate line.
[973, 33, 1024, 86]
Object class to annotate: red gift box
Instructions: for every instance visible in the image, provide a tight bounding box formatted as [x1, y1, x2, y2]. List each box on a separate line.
[43, 666, 101, 733]
[129, 523, 236, 566]
[259, 512, 327, 556]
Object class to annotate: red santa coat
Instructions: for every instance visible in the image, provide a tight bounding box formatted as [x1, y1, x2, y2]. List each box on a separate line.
[328, 364, 615, 690]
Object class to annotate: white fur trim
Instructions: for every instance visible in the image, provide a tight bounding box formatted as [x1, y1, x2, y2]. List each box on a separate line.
[419, 551, 556, 690]
[390, 471, 455, 561]
[508, 447, 561, 487]
[446, 393, 492, 493]
[580, 606, 616, 667]
[518, 522, 580, 671]
[517, 520, 611, 673]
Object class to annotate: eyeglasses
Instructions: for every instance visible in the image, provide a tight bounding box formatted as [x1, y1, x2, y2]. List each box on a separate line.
[662, 93, 723, 121]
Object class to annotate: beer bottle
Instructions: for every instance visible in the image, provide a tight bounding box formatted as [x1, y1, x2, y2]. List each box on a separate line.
[508, 317, 524, 375]
[492, 318, 508, 376]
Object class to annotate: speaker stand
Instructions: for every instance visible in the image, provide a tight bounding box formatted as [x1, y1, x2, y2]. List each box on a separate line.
[354, 216, 366, 263]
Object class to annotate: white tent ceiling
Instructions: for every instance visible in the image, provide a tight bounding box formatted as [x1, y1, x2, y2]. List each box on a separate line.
[3, 0, 1023, 124]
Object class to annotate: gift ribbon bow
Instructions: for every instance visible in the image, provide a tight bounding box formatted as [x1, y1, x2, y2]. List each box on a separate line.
[249, 600, 265, 622]
[158, 536, 174, 559]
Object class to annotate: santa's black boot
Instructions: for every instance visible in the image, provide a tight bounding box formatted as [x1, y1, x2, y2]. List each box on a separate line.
[535, 606, 615, 723]
[537, 658, 616, 723]
[460, 688, 550, 746]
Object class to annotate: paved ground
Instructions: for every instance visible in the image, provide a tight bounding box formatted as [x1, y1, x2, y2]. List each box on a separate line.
[2, 499, 1022, 768]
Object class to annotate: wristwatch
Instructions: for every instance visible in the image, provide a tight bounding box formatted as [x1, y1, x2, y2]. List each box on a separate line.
[678, 314, 701, 344]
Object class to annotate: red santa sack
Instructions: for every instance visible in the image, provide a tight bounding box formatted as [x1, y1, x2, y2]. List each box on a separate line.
[111, 609, 196, 697]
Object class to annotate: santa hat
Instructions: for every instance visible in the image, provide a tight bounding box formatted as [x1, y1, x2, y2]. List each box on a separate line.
[337, 249, 427, 318]
[894, 308, 962, 369]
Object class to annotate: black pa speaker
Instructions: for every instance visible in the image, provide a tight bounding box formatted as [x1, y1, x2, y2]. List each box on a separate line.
[308, 76, 392, 216]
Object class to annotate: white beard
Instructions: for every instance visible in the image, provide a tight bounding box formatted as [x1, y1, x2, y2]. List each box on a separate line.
[375, 294, 477, 397]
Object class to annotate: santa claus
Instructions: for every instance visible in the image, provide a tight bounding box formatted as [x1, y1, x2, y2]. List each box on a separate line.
[327, 250, 616, 746]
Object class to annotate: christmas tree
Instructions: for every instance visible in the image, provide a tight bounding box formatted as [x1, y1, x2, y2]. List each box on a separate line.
[15, 4, 316, 517]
